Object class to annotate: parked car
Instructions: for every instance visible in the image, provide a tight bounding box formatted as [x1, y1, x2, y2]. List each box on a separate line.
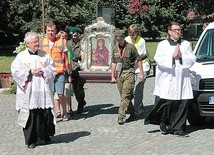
[188, 22, 214, 126]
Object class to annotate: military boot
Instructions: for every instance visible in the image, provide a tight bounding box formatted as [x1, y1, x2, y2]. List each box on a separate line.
[118, 117, 125, 125]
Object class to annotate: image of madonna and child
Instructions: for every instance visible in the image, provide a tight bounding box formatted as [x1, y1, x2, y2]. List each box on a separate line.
[92, 38, 109, 66]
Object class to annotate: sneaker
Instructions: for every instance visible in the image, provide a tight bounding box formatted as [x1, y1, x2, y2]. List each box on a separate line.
[62, 113, 69, 121]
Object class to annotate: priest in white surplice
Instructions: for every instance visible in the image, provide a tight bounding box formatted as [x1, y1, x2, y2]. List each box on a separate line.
[11, 32, 56, 148]
[145, 21, 196, 136]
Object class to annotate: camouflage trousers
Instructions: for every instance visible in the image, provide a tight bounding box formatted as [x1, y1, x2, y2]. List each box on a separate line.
[116, 71, 135, 119]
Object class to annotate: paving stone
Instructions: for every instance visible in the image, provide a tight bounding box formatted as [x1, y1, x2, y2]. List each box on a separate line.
[0, 77, 214, 155]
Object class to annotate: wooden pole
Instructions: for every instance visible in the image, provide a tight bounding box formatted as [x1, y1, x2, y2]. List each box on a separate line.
[42, 0, 45, 33]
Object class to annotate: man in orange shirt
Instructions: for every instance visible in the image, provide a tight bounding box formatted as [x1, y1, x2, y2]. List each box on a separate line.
[40, 22, 69, 121]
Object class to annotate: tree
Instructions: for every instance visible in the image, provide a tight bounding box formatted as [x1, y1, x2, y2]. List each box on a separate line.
[185, 0, 214, 22]
[0, 0, 213, 48]
[99, 0, 190, 39]
[0, 0, 97, 47]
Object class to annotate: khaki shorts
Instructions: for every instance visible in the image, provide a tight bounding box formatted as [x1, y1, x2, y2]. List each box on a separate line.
[64, 83, 74, 97]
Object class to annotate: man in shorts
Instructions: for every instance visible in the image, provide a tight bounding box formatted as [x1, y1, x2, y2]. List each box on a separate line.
[40, 22, 69, 121]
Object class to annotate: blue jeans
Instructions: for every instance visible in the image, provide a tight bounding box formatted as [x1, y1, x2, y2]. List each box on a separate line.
[52, 74, 65, 95]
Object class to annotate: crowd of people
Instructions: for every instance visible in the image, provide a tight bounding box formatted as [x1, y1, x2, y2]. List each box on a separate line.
[11, 20, 196, 149]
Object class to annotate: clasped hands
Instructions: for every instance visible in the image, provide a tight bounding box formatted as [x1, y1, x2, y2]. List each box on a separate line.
[31, 68, 43, 76]
[172, 45, 182, 58]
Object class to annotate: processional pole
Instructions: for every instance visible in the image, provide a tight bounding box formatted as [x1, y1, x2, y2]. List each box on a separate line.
[42, 0, 45, 33]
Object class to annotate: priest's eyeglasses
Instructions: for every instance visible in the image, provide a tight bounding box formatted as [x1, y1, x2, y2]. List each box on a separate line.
[170, 29, 181, 32]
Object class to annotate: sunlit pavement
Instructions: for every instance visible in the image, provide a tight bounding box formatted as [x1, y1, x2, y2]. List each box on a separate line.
[1, 76, 214, 155]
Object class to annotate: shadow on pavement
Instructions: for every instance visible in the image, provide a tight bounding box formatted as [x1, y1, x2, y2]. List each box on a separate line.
[51, 131, 91, 144]
[70, 103, 155, 122]
[36, 131, 91, 147]
[71, 103, 119, 120]
[186, 118, 214, 134]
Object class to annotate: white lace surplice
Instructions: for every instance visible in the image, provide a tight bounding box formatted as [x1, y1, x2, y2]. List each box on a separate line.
[11, 49, 56, 111]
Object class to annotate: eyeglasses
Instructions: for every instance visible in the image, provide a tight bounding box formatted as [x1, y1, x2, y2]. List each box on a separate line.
[170, 29, 181, 32]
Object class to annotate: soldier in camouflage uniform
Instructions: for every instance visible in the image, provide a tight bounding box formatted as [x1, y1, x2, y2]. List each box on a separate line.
[111, 30, 144, 125]
[67, 27, 86, 114]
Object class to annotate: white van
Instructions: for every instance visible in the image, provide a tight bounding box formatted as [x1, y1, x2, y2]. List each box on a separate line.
[188, 22, 214, 126]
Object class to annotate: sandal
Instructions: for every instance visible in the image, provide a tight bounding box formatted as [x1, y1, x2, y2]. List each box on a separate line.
[56, 112, 61, 118]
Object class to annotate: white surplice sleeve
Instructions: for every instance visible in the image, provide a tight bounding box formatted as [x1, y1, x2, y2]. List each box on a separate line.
[11, 50, 31, 110]
[180, 41, 196, 68]
[11, 50, 30, 89]
[154, 40, 174, 69]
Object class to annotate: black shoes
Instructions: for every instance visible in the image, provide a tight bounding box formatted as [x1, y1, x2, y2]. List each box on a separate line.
[160, 122, 168, 134]
[27, 138, 51, 149]
[159, 122, 189, 137]
[173, 130, 189, 137]
[118, 117, 125, 125]
[77, 101, 86, 114]
[28, 143, 36, 149]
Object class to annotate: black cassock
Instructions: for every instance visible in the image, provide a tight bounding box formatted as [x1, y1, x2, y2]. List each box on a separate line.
[144, 96, 188, 132]
[23, 108, 55, 145]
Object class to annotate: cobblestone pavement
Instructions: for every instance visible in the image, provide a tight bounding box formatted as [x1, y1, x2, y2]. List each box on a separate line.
[1, 76, 214, 155]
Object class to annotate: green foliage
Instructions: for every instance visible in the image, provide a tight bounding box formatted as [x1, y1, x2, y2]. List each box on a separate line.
[146, 41, 159, 62]
[0, 0, 213, 47]
[0, 0, 97, 46]
[3, 85, 16, 94]
[14, 42, 27, 53]
[0, 56, 15, 73]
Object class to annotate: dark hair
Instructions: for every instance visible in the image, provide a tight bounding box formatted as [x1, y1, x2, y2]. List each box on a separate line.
[168, 21, 180, 31]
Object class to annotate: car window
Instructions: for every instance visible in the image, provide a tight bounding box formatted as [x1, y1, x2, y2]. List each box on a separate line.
[196, 29, 214, 62]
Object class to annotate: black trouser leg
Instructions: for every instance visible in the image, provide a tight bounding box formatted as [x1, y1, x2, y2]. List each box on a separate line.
[43, 108, 55, 141]
[170, 100, 189, 132]
[23, 110, 37, 145]
[160, 100, 173, 125]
